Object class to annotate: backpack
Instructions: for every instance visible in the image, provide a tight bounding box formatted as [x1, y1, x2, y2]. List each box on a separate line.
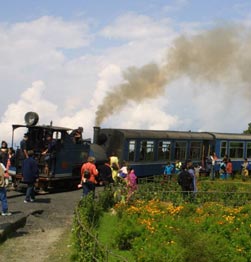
[83, 169, 91, 179]
[0, 163, 6, 187]
[111, 162, 119, 171]
[178, 170, 193, 190]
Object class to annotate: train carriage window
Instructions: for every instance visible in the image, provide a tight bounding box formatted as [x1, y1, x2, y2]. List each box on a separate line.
[128, 140, 136, 161]
[190, 141, 202, 161]
[220, 141, 227, 158]
[158, 141, 171, 160]
[247, 143, 251, 158]
[174, 141, 187, 161]
[229, 142, 244, 159]
[140, 140, 154, 161]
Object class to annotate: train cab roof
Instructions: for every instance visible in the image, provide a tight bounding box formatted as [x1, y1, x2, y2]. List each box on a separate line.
[12, 124, 72, 133]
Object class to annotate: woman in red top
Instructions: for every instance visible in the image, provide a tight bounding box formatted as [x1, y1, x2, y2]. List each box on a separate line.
[226, 158, 233, 180]
[80, 156, 99, 197]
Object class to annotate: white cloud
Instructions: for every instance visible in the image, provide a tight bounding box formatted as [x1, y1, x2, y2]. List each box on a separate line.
[0, 81, 58, 145]
[100, 12, 173, 40]
[163, 0, 188, 14]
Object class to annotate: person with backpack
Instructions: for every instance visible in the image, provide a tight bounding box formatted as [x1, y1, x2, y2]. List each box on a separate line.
[80, 156, 99, 197]
[178, 163, 194, 200]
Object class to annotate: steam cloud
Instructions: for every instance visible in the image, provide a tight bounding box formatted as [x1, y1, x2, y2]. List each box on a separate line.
[95, 24, 251, 126]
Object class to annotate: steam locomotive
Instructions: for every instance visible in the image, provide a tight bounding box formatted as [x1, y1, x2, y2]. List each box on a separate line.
[11, 112, 107, 191]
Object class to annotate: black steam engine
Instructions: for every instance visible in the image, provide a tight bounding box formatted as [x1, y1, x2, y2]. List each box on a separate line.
[11, 112, 107, 191]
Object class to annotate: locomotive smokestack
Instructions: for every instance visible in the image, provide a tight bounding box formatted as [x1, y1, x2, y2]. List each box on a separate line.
[93, 126, 100, 144]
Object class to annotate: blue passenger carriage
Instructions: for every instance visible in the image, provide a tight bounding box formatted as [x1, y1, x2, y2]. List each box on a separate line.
[211, 132, 251, 172]
[95, 128, 251, 177]
[95, 128, 214, 177]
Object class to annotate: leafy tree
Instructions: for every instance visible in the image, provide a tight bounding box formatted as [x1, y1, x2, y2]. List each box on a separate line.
[243, 123, 251, 134]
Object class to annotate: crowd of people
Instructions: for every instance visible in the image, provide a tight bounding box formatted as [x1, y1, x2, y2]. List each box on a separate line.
[79, 153, 138, 202]
[164, 153, 250, 201]
[0, 132, 53, 216]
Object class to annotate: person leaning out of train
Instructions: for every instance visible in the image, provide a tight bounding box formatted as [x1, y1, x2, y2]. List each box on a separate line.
[20, 133, 29, 159]
[80, 156, 99, 198]
[70, 126, 83, 144]
[22, 150, 39, 203]
[42, 133, 57, 176]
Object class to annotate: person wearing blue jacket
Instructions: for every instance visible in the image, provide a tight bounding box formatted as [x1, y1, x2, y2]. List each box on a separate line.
[163, 162, 174, 181]
[22, 150, 39, 203]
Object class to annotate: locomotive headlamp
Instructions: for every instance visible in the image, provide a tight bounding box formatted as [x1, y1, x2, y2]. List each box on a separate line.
[24, 112, 39, 126]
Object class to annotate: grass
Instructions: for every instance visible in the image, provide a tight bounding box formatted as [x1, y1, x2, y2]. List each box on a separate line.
[98, 212, 135, 262]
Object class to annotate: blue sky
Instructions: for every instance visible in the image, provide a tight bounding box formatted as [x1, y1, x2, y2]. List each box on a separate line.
[0, 0, 250, 144]
[1, 0, 249, 23]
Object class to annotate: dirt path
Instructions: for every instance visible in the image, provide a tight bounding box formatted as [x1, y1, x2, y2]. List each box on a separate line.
[0, 189, 82, 261]
[0, 227, 66, 262]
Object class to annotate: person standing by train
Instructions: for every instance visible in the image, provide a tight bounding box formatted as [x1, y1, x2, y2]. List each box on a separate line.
[0, 141, 9, 186]
[226, 158, 233, 179]
[0, 141, 8, 167]
[125, 167, 138, 202]
[97, 159, 113, 186]
[118, 160, 128, 179]
[175, 160, 182, 174]
[110, 152, 120, 183]
[210, 152, 218, 180]
[220, 158, 227, 180]
[80, 156, 99, 198]
[163, 162, 174, 181]
[22, 150, 39, 203]
[187, 160, 197, 194]
[0, 156, 12, 216]
[178, 163, 194, 201]
[241, 158, 249, 181]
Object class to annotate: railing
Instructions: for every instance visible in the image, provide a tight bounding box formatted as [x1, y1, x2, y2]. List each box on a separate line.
[135, 175, 251, 206]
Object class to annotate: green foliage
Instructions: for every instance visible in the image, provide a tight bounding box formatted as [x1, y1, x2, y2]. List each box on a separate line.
[114, 214, 143, 250]
[243, 122, 251, 134]
[108, 200, 251, 261]
[71, 178, 251, 261]
[71, 191, 115, 262]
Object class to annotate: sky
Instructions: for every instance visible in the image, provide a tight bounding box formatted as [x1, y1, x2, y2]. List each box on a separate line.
[0, 0, 251, 145]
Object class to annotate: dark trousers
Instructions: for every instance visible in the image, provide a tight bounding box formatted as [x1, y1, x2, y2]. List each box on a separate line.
[0, 187, 8, 213]
[82, 181, 95, 198]
[25, 183, 35, 201]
